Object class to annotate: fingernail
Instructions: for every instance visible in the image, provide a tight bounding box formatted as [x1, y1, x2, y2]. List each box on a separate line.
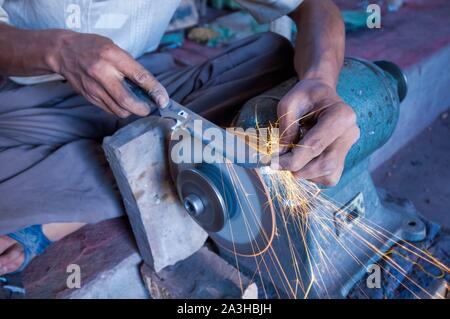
[157, 96, 169, 108]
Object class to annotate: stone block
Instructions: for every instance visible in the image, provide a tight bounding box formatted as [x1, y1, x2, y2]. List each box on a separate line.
[103, 116, 208, 272]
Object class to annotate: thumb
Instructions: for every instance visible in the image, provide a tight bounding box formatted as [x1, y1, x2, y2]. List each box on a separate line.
[277, 86, 311, 153]
[121, 59, 169, 109]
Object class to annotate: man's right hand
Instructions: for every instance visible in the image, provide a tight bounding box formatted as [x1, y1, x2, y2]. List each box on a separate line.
[47, 31, 169, 118]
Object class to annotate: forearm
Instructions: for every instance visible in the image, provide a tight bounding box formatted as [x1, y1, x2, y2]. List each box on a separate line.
[289, 0, 345, 88]
[0, 23, 63, 76]
[0, 23, 168, 116]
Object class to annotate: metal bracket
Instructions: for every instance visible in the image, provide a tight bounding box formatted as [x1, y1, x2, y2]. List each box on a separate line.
[334, 192, 365, 237]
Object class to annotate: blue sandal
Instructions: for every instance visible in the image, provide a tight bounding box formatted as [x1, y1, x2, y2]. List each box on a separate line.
[5, 225, 52, 274]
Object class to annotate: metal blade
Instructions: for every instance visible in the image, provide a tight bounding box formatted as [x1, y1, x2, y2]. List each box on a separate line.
[160, 100, 271, 169]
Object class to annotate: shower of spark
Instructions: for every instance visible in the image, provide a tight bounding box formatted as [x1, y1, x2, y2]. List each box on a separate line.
[225, 113, 449, 299]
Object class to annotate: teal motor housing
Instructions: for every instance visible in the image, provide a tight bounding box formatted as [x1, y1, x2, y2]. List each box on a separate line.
[226, 58, 427, 298]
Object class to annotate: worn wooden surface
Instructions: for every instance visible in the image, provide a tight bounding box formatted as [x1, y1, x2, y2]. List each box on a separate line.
[22, 218, 141, 299]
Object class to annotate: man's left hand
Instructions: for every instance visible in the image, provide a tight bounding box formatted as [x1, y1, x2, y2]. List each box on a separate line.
[275, 78, 360, 186]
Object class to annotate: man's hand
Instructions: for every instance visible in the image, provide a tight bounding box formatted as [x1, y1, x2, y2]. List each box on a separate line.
[276, 79, 360, 186]
[48, 31, 169, 118]
[275, 0, 357, 186]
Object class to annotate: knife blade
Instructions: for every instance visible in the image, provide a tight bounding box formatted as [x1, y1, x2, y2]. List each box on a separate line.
[124, 78, 271, 168]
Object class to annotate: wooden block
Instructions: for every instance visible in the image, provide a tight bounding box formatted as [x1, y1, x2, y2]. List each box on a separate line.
[103, 116, 208, 272]
[23, 218, 141, 299]
[141, 246, 258, 299]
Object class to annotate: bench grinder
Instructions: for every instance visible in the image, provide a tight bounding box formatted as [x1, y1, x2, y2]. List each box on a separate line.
[169, 58, 428, 298]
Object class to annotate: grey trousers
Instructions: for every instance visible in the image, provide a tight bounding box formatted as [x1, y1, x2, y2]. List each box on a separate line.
[0, 32, 294, 235]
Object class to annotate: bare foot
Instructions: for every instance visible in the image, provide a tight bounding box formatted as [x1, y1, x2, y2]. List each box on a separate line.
[0, 222, 85, 276]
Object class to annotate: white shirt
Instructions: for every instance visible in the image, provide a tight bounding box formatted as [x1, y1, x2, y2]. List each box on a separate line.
[0, 0, 302, 84]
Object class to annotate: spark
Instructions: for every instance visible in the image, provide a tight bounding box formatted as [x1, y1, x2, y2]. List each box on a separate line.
[224, 114, 449, 299]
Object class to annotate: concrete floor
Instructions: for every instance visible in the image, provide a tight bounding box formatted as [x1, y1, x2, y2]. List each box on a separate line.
[373, 108, 450, 228]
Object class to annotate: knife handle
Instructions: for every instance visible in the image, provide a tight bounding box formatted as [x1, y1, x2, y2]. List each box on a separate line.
[123, 78, 158, 113]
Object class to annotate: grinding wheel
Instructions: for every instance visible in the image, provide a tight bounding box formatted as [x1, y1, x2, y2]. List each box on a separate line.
[169, 131, 276, 256]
